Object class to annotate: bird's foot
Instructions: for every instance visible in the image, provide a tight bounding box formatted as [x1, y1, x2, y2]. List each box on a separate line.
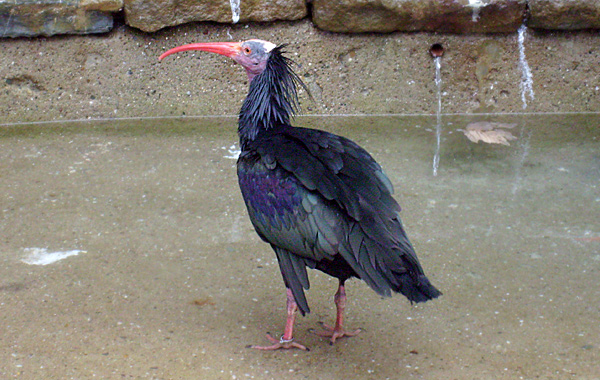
[311, 322, 362, 345]
[247, 333, 309, 351]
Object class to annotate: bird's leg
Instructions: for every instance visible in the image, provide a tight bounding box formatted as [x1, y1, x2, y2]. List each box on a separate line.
[314, 282, 361, 344]
[249, 288, 309, 351]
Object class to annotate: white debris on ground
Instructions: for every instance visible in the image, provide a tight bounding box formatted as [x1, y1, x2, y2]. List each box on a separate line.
[21, 247, 86, 266]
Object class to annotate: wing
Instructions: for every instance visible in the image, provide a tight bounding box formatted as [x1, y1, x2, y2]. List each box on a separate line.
[238, 126, 440, 314]
[256, 126, 421, 261]
[237, 150, 347, 314]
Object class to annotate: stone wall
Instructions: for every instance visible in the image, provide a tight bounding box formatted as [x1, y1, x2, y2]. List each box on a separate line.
[1, 0, 600, 37]
[1, 1, 598, 123]
[312, 0, 527, 33]
[0, 0, 122, 37]
[1, 18, 599, 124]
[123, 0, 307, 33]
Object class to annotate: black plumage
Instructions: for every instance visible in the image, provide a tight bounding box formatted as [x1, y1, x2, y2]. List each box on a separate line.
[160, 39, 441, 350]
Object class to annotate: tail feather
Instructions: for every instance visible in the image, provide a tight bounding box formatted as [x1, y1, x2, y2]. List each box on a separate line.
[395, 273, 442, 303]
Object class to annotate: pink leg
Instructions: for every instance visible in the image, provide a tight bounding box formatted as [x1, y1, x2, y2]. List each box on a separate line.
[314, 283, 361, 344]
[249, 288, 309, 351]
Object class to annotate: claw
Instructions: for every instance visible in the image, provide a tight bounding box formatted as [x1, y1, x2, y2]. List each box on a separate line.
[312, 283, 361, 344]
[313, 322, 361, 344]
[248, 333, 309, 351]
[247, 289, 309, 351]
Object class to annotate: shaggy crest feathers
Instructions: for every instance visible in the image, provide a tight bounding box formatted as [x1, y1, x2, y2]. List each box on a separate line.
[239, 45, 309, 147]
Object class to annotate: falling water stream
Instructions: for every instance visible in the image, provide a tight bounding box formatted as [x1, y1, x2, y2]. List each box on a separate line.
[229, 0, 241, 23]
[518, 25, 535, 108]
[468, 0, 485, 22]
[432, 56, 443, 176]
[512, 25, 535, 195]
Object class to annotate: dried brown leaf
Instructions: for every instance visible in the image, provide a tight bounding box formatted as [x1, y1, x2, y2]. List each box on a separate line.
[463, 121, 518, 146]
[192, 297, 215, 307]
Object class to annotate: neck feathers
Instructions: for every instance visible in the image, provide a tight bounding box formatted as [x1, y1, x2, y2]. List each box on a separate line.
[238, 45, 307, 148]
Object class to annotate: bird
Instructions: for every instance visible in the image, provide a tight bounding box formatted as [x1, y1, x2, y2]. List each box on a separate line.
[159, 39, 441, 351]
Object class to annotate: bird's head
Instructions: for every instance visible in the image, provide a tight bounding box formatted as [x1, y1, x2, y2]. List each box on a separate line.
[161, 38, 308, 143]
[159, 39, 277, 82]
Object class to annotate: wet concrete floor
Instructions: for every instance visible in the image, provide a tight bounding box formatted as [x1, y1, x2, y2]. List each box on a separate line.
[1, 115, 599, 379]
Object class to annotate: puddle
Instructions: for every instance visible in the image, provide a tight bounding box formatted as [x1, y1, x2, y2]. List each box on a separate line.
[1, 115, 599, 379]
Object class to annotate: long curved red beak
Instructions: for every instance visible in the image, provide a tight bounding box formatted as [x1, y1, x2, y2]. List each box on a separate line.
[159, 42, 242, 61]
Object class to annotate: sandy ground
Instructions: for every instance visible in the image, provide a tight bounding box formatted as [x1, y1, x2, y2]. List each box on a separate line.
[1, 114, 599, 379]
[1, 19, 600, 125]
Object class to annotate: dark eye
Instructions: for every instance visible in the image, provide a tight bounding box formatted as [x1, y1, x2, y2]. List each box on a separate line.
[243, 47, 252, 55]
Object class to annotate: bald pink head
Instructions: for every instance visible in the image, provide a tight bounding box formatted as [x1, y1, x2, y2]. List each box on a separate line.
[159, 39, 277, 82]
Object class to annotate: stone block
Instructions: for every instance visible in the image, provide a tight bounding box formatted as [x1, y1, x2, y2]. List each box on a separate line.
[0, 0, 122, 38]
[528, 0, 600, 30]
[124, 0, 307, 32]
[312, 0, 526, 33]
